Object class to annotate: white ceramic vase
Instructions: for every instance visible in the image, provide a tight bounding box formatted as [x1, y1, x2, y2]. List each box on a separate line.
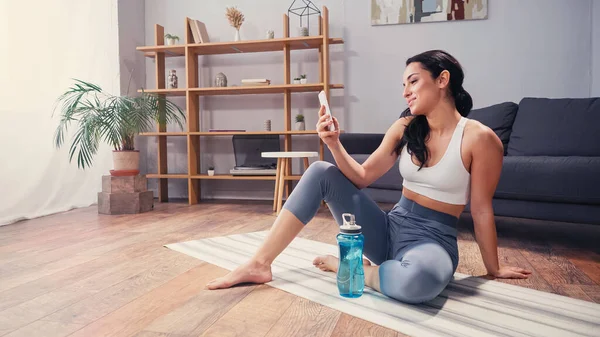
[234, 29, 241, 41]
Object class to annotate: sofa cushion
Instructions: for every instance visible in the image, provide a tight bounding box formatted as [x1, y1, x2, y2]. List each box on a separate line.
[339, 133, 384, 155]
[494, 156, 600, 204]
[507, 97, 600, 156]
[349, 154, 403, 190]
[467, 102, 518, 154]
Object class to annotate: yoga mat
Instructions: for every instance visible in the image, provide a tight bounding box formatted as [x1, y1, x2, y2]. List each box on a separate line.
[165, 231, 600, 337]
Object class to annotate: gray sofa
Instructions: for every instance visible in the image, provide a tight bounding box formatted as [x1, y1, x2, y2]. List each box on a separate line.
[324, 97, 600, 225]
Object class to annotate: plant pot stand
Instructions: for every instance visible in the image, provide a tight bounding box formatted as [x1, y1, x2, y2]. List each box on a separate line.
[98, 174, 154, 215]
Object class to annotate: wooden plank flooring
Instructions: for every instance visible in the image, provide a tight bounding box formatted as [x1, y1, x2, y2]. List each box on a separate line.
[0, 200, 599, 337]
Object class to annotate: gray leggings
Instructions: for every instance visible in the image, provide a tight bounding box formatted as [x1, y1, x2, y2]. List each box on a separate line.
[283, 161, 459, 304]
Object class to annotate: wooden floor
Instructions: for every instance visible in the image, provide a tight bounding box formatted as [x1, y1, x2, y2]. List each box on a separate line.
[0, 200, 599, 337]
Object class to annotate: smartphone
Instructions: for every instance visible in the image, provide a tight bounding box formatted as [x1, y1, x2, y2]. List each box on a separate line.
[318, 90, 335, 132]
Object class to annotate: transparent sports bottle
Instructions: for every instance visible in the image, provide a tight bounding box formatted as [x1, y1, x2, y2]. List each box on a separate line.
[336, 213, 365, 298]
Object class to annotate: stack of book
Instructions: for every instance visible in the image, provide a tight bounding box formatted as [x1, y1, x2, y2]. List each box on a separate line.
[187, 18, 210, 44]
[241, 79, 271, 86]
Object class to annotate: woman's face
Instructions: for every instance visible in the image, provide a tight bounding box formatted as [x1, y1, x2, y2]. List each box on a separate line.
[402, 62, 448, 116]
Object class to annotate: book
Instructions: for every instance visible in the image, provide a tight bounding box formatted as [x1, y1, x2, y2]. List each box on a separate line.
[195, 20, 210, 43]
[241, 79, 271, 83]
[241, 82, 271, 86]
[188, 18, 201, 43]
[187, 18, 210, 44]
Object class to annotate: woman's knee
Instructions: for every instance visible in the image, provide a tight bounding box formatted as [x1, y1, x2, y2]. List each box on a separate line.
[302, 161, 340, 182]
[379, 259, 452, 304]
[305, 160, 335, 174]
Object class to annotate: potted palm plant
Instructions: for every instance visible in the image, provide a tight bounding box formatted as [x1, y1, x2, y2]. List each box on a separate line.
[53, 79, 185, 175]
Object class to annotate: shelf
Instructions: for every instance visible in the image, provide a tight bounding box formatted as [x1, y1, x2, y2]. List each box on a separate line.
[189, 131, 318, 136]
[140, 45, 185, 58]
[140, 131, 345, 137]
[190, 174, 302, 180]
[146, 174, 188, 179]
[145, 173, 303, 180]
[192, 174, 275, 181]
[140, 88, 187, 96]
[188, 83, 343, 96]
[139, 84, 343, 96]
[143, 6, 339, 204]
[139, 132, 187, 136]
[138, 36, 343, 58]
[188, 37, 343, 55]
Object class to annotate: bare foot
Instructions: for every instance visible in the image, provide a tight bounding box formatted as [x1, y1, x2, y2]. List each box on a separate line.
[312, 255, 372, 273]
[206, 259, 272, 290]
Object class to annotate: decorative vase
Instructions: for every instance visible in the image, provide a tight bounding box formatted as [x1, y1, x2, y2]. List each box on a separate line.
[168, 70, 178, 89]
[266, 30, 274, 39]
[299, 27, 309, 36]
[215, 72, 227, 87]
[264, 119, 271, 131]
[234, 29, 241, 41]
[295, 121, 305, 131]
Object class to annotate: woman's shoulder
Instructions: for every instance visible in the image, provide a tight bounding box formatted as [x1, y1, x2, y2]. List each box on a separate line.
[463, 117, 503, 153]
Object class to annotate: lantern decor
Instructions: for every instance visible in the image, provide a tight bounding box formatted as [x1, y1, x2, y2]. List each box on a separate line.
[287, 0, 321, 36]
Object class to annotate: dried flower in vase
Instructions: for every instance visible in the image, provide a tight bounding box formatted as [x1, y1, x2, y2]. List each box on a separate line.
[226, 7, 245, 30]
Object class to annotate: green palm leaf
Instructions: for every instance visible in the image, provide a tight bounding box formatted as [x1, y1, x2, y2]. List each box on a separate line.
[53, 79, 186, 169]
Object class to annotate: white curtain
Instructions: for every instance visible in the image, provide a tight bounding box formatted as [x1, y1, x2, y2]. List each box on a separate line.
[0, 0, 120, 226]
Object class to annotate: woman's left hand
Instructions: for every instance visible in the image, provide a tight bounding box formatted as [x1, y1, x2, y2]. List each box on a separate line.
[491, 266, 532, 279]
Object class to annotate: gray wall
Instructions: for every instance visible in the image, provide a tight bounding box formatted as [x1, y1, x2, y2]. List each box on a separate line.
[593, 0, 600, 96]
[136, 0, 596, 200]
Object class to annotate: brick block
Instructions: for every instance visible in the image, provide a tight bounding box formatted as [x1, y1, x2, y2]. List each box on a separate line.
[102, 175, 147, 193]
[98, 191, 154, 215]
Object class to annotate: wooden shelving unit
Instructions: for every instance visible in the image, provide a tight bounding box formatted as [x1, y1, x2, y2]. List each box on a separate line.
[137, 6, 343, 204]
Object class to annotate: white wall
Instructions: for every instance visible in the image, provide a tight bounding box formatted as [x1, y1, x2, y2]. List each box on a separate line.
[139, 0, 595, 200]
[592, 0, 600, 96]
[0, 1, 120, 226]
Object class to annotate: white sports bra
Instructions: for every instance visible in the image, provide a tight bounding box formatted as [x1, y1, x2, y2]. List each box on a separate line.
[398, 117, 471, 205]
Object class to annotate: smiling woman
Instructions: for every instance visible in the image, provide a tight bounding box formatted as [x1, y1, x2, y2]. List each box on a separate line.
[206, 49, 531, 304]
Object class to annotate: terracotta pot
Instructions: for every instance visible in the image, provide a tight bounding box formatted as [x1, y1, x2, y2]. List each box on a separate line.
[111, 150, 140, 176]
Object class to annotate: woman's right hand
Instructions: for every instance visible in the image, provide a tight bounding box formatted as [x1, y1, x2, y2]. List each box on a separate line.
[316, 105, 340, 148]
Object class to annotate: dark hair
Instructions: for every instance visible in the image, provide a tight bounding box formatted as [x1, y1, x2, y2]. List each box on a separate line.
[395, 50, 473, 169]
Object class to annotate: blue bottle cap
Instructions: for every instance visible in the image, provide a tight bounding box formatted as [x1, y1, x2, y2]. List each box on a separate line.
[340, 213, 362, 234]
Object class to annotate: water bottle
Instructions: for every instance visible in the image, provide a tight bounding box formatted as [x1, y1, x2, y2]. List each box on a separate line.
[336, 213, 365, 298]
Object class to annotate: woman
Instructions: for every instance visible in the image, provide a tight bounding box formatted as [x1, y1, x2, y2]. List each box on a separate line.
[207, 50, 531, 304]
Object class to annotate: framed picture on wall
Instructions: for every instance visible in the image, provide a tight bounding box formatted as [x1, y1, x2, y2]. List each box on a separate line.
[371, 0, 488, 26]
